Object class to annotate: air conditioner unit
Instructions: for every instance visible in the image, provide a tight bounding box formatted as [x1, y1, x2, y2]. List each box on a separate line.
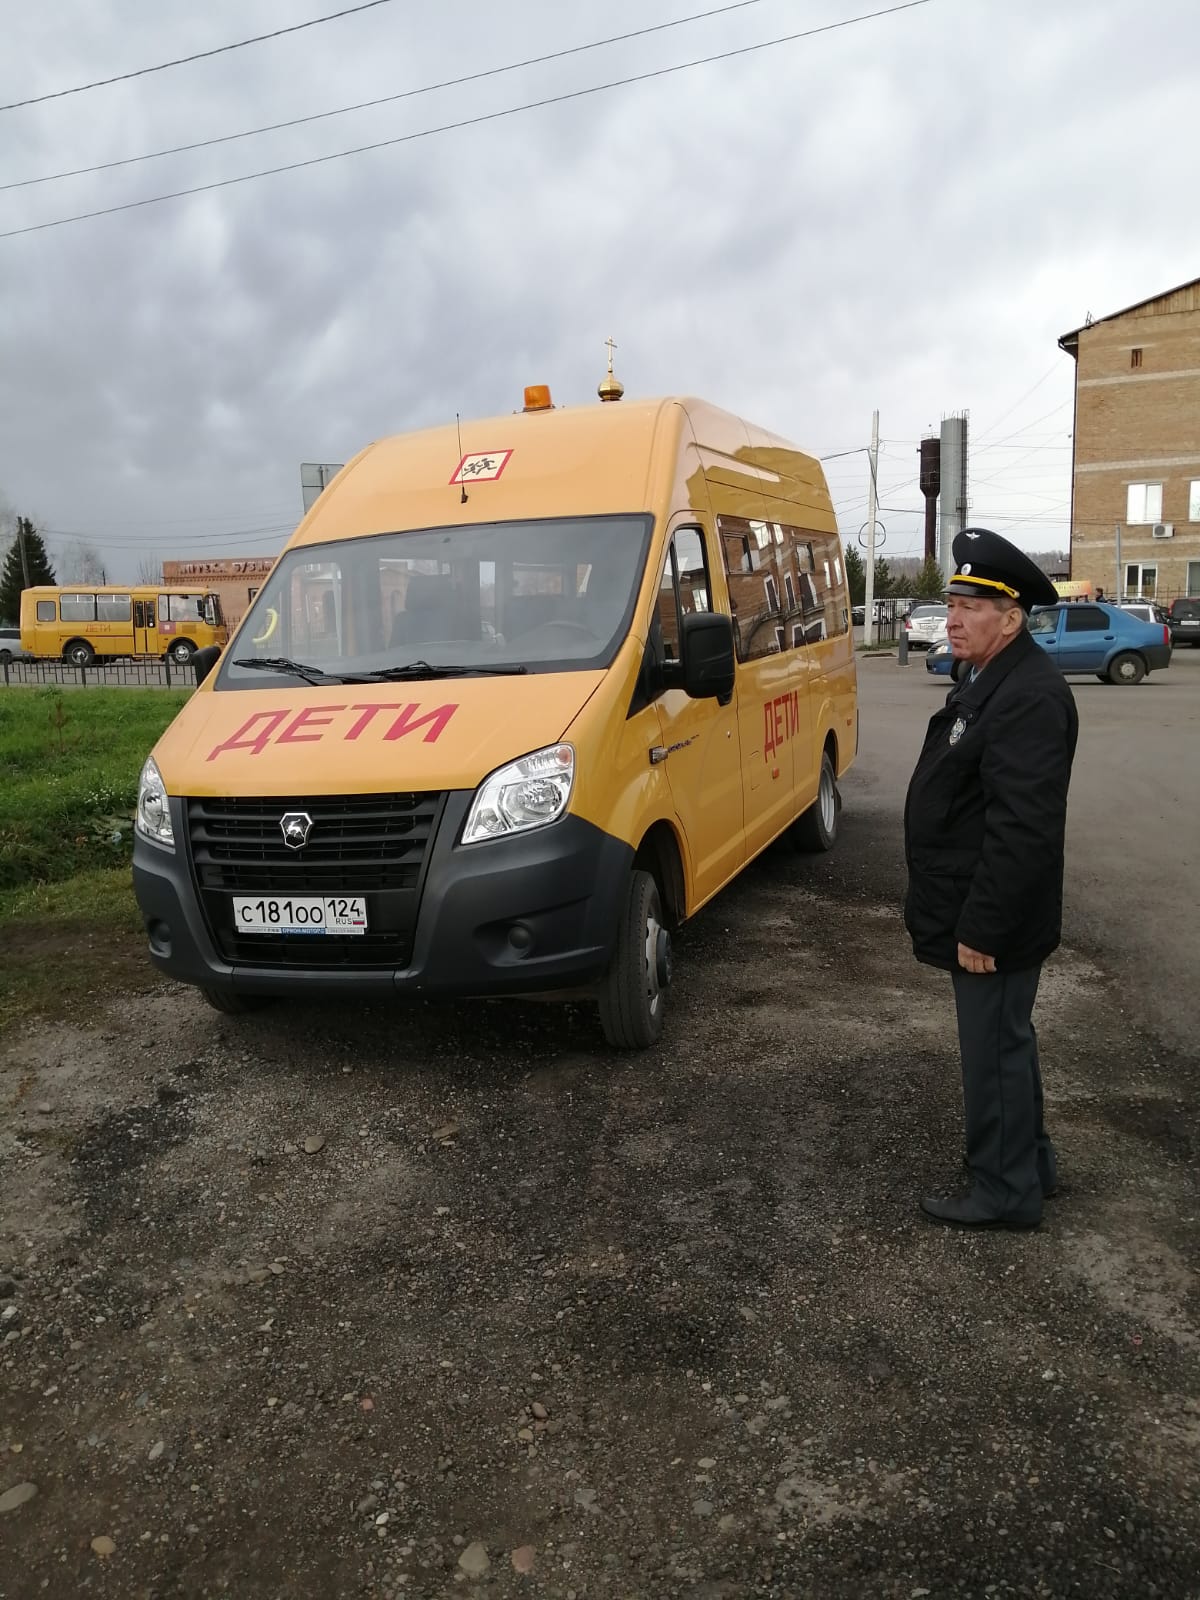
[1151, 522, 1174, 539]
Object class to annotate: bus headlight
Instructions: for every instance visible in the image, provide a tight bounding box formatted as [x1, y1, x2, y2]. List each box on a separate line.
[462, 744, 575, 844]
[136, 756, 175, 849]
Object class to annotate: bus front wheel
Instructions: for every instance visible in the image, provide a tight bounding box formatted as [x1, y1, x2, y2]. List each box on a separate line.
[597, 869, 670, 1050]
[200, 987, 273, 1016]
[791, 749, 840, 853]
[169, 639, 195, 666]
[64, 640, 95, 668]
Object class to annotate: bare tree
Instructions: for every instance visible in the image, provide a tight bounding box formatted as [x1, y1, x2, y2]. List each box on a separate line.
[136, 556, 163, 584]
[63, 541, 107, 584]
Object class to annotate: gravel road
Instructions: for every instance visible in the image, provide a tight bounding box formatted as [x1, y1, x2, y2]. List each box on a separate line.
[1, 660, 1197, 1599]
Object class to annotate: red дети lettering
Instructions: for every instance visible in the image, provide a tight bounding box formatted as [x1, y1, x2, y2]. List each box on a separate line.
[277, 705, 347, 744]
[762, 690, 802, 760]
[383, 703, 458, 743]
[344, 703, 403, 741]
[206, 710, 290, 761]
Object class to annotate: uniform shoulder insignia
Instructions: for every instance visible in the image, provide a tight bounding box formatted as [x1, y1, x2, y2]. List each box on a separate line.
[949, 715, 967, 746]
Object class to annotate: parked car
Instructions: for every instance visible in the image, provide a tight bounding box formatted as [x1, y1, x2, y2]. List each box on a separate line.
[925, 603, 1171, 685]
[924, 639, 958, 677]
[1027, 602, 1171, 683]
[1118, 600, 1169, 626]
[1167, 596, 1200, 646]
[904, 603, 948, 650]
[0, 626, 34, 665]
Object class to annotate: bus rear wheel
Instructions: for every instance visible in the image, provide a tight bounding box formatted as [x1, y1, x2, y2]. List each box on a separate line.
[597, 869, 670, 1050]
[64, 640, 95, 668]
[169, 639, 195, 666]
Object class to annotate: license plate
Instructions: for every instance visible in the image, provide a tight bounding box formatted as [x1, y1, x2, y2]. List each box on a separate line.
[232, 896, 367, 935]
[1181, 620, 1199, 627]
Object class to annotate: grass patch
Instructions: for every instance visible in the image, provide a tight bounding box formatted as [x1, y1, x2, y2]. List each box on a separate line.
[0, 686, 189, 893]
[0, 867, 164, 1034]
[0, 690, 188, 1033]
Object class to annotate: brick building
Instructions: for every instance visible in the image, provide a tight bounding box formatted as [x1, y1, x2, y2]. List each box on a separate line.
[1059, 276, 1200, 601]
[160, 556, 277, 630]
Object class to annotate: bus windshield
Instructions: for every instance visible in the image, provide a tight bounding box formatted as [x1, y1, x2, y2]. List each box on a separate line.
[221, 515, 653, 684]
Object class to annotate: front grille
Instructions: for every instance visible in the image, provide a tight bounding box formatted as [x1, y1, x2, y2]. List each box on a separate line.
[187, 791, 445, 969]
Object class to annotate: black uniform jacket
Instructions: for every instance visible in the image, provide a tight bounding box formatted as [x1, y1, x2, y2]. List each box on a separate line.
[904, 629, 1079, 972]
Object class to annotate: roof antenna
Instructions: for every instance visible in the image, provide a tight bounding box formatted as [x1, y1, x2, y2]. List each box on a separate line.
[456, 413, 468, 504]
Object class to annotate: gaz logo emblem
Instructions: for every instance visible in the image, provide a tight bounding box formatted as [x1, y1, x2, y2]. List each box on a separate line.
[280, 811, 313, 849]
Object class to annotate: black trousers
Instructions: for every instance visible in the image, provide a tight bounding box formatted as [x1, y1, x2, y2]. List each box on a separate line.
[950, 964, 1057, 1222]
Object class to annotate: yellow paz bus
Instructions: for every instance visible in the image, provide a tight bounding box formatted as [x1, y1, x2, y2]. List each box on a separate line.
[20, 584, 229, 667]
[131, 385, 857, 1048]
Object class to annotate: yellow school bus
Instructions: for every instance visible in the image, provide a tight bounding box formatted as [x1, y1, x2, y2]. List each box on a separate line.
[20, 585, 229, 667]
[132, 387, 856, 1047]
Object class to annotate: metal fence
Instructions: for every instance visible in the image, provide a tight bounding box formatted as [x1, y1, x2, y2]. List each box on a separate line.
[0, 658, 189, 690]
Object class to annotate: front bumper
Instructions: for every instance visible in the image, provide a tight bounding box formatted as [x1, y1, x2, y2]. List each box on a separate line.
[132, 793, 634, 1000]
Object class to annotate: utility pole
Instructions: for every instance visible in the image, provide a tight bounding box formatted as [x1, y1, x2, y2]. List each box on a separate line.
[17, 516, 31, 587]
[863, 409, 880, 646]
[1114, 523, 1122, 601]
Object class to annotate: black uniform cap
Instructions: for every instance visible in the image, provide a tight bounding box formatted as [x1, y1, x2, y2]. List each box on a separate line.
[946, 527, 1059, 612]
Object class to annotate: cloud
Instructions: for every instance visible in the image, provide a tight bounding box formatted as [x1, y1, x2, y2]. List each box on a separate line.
[0, 0, 1195, 575]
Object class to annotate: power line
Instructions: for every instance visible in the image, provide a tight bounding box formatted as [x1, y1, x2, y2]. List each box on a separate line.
[2, 0, 777, 192]
[0, 0, 936, 241]
[972, 359, 1067, 444]
[0, 0, 397, 114]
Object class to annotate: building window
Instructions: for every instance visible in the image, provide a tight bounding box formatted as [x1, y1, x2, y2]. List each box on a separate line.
[1189, 481, 1200, 523]
[1188, 561, 1200, 598]
[1126, 483, 1163, 524]
[1124, 563, 1158, 599]
[1130, 347, 1143, 369]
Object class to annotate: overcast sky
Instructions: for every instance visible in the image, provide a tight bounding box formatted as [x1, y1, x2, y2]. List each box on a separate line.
[1, 0, 1196, 583]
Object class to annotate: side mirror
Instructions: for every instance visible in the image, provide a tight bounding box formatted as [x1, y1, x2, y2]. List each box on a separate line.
[192, 645, 221, 686]
[680, 611, 735, 703]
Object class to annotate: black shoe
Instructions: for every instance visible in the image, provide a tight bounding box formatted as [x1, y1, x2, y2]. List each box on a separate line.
[920, 1193, 1041, 1230]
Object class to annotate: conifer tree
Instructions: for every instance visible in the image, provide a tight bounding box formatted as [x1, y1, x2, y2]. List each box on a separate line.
[0, 518, 56, 624]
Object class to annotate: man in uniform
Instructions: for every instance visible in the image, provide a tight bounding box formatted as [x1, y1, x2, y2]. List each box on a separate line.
[904, 528, 1079, 1230]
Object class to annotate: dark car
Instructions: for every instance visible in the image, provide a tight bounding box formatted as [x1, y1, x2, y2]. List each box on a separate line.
[1027, 602, 1171, 684]
[1168, 597, 1200, 647]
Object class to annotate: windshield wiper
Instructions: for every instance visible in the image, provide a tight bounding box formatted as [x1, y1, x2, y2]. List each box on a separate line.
[232, 656, 341, 686]
[342, 660, 529, 682]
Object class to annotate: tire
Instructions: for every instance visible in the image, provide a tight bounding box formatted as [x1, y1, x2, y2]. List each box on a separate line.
[597, 869, 670, 1050]
[1107, 651, 1146, 686]
[791, 750, 840, 853]
[64, 640, 95, 668]
[169, 639, 195, 666]
[200, 987, 273, 1016]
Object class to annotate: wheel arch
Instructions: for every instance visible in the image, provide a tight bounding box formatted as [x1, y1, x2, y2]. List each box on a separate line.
[633, 818, 687, 929]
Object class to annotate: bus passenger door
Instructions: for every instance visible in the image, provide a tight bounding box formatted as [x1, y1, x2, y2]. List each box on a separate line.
[653, 526, 745, 904]
[133, 598, 157, 656]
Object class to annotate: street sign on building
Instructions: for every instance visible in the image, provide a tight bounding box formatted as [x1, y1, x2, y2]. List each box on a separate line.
[301, 463, 345, 513]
